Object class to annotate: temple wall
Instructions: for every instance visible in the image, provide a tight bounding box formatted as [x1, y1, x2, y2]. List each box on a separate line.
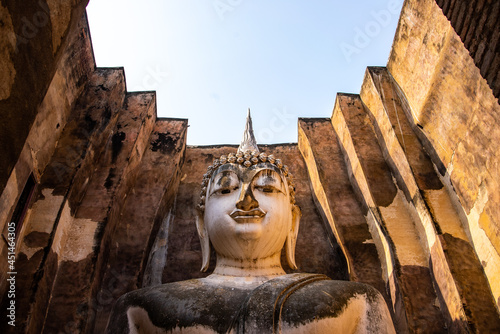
[0, 14, 189, 334]
[435, 0, 500, 99]
[0, 9, 95, 314]
[387, 0, 500, 317]
[0, 0, 499, 333]
[0, 0, 89, 197]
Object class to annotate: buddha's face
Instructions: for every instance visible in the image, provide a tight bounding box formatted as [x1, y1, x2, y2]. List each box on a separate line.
[203, 163, 294, 261]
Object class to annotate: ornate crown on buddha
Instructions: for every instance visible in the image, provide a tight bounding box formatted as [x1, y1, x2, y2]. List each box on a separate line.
[197, 109, 296, 213]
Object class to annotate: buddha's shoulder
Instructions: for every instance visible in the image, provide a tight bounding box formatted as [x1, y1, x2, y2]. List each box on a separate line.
[278, 276, 394, 332]
[273, 273, 383, 301]
[119, 279, 205, 298]
[108, 279, 251, 333]
[290, 278, 391, 323]
[299, 278, 383, 301]
[116, 279, 249, 308]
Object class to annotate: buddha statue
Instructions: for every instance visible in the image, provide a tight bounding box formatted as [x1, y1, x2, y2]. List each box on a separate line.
[106, 111, 395, 333]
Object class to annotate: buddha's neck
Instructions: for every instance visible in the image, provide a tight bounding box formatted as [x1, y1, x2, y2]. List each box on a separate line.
[212, 252, 286, 280]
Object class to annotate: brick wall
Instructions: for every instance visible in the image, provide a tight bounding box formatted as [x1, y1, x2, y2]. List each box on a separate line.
[435, 0, 500, 99]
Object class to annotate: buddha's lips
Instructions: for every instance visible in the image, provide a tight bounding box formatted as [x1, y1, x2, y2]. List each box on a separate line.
[229, 208, 266, 221]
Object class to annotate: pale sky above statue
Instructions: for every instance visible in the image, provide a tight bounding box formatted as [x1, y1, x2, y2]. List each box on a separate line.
[86, 0, 403, 145]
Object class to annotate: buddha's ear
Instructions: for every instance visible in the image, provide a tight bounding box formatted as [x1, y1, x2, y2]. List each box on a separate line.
[195, 210, 210, 272]
[285, 204, 301, 270]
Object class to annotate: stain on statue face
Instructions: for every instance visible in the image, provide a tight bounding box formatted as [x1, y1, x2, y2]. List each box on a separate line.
[204, 163, 293, 261]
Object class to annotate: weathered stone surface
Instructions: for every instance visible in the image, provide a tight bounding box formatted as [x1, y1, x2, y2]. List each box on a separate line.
[90, 118, 187, 334]
[362, 66, 500, 331]
[298, 119, 388, 303]
[440, 233, 500, 332]
[388, 0, 500, 312]
[22, 69, 126, 334]
[360, 65, 473, 331]
[0, 3, 16, 100]
[0, 20, 118, 334]
[0, 0, 89, 194]
[331, 93, 447, 333]
[0, 13, 95, 298]
[41, 91, 157, 334]
[397, 265, 444, 333]
[436, 0, 500, 98]
[332, 94, 398, 206]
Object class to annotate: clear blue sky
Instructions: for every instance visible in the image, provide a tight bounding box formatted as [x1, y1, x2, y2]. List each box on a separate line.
[86, 0, 403, 145]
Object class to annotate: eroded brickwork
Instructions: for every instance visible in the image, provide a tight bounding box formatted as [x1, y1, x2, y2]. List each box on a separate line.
[435, 0, 500, 99]
[0, 0, 89, 195]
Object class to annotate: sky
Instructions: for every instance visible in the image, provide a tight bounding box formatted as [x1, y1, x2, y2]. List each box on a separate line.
[86, 0, 404, 145]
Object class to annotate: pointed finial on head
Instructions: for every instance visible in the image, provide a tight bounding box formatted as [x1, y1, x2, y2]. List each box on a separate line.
[237, 108, 259, 154]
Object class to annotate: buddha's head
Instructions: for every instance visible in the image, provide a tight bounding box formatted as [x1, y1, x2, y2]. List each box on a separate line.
[196, 111, 301, 273]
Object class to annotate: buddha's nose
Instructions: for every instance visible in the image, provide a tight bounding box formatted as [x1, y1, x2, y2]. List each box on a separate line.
[236, 183, 259, 211]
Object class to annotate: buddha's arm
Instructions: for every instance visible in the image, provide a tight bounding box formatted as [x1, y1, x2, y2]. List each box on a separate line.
[280, 280, 396, 333]
[106, 293, 173, 334]
[320, 282, 396, 334]
[105, 283, 234, 334]
[359, 289, 396, 333]
[106, 296, 169, 334]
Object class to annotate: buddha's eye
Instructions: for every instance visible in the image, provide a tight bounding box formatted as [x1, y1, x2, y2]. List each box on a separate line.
[210, 171, 239, 196]
[255, 185, 278, 193]
[216, 187, 238, 195]
[253, 169, 285, 194]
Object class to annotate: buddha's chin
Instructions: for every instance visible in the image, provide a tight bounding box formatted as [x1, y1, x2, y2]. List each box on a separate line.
[234, 222, 263, 241]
